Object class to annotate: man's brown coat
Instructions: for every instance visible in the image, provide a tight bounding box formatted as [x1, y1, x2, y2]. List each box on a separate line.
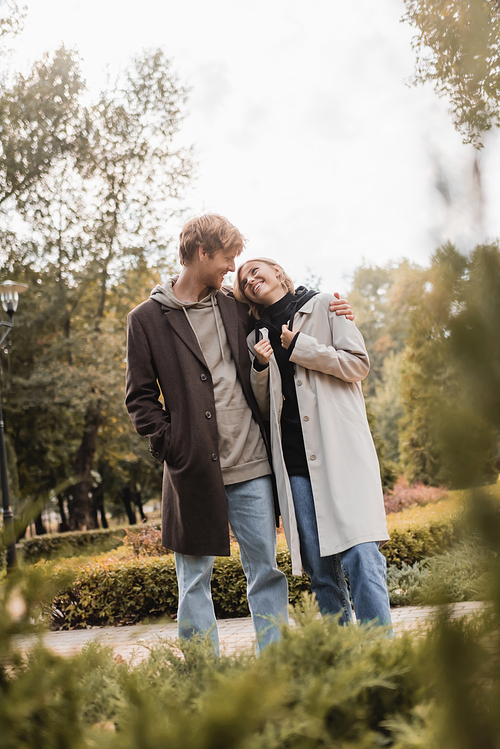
[125, 288, 269, 556]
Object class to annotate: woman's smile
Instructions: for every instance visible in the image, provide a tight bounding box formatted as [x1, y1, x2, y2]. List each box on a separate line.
[251, 280, 263, 295]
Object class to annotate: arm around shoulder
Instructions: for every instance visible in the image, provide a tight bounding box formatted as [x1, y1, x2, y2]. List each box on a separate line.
[289, 296, 370, 382]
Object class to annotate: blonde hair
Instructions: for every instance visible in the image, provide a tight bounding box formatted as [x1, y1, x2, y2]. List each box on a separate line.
[179, 213, 246, 266]
[234, 257, 295, 319]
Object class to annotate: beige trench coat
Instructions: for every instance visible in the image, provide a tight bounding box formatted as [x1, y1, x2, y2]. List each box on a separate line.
[249, 292, 389, 575]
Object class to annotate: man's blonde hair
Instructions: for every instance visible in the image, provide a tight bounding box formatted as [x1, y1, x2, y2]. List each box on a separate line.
[179, 213, 246, 266]
[234, 258, 295, 319]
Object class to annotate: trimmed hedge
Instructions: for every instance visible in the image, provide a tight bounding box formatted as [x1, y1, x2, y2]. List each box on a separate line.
[50, 512, 462, 629]
[19, 524, 159, 563]
[381, 521, 459, 568]
[51, 547, 310, 629]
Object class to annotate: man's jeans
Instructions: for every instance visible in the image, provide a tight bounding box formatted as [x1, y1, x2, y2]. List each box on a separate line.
[289, 475, 392, 627]
[175, 475, 289, 654]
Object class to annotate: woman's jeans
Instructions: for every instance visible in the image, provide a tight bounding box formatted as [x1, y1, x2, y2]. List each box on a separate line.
[175, 476, 289, 654]
[289, 475, 392, 627]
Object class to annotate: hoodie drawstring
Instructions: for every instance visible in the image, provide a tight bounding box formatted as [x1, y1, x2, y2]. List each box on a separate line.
[181, 296, 225, 365]
[211, 295, 226, 363]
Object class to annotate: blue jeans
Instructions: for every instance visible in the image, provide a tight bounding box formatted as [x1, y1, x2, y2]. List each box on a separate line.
[175, 475, 289, 654]
[289, 475, 392, 627]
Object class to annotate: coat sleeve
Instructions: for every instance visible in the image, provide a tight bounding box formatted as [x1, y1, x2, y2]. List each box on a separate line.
[247, 332, 271, 420]
[289, 297, 370, 382]
[125, 311, 172, 462]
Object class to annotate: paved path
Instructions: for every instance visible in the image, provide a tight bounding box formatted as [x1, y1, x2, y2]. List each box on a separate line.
[13, 602, 485, 665]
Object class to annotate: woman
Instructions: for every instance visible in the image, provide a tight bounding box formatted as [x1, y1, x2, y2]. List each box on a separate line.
[234, 258, 392, 627]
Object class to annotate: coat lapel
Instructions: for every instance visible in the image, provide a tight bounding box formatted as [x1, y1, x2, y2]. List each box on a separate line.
[160, 306, 208, 369]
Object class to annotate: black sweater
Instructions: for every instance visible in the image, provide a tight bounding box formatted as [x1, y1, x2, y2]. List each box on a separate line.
[254, 292, 310, 477]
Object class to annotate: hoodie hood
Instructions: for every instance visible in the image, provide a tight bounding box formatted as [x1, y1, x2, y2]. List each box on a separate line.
[150, 277, 217, 310]
[150, 276, 226, 362]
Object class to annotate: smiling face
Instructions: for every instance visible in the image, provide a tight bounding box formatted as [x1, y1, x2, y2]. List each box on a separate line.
[200, 247, 239, 290]
[238, 260, 287, 307]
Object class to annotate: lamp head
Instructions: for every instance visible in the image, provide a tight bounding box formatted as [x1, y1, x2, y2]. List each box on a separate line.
[0, 280, 28, 316]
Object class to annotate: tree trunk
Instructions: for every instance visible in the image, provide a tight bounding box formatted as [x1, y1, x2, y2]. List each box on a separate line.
[34, 512, 47, 535]
[58, 493, 70, 532]
[71, 399, 102, 530]
[122, 486, 137, 525]
[92, 484, 108, 528]
[134, 488, 147, 522]
[99, 505, 109, 528]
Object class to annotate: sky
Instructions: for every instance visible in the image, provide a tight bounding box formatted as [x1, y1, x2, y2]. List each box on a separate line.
[7, 0, 500, 292]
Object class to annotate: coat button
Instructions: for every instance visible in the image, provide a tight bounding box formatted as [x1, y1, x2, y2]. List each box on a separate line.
[154, 451, 160, 458]
[310, 454, 316, 461]
[200, 374, 207, 381]
[205, 411, 212, 419]
[297, 379, 303, 386]
[211, 453, 218, 461]
[303, 415, 309, 422]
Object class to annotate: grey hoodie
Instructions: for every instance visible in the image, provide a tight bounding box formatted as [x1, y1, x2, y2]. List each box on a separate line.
[150, 278, 270, 485]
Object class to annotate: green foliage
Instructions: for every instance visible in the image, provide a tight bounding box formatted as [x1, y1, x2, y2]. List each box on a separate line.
[387, 536, 495, 606]
[0, 564, 76, 658]
[51, 554, 179, 629]
[382, 521, 458, 568]
[371, 351, 405, 464]
[2, 491, 500, 748]
[366, 399, 398, 491]
[50, 551, 306, 629]
[1, 646, 87, 749]
[0, 45, 84, 209]
[349, 260, 427, 398]
[408, 489, 500, 749]
[0, 44, 190, 530]
[402, 0, 500, 146]
[399, 242, 500, 487]
[3, 593, 427, 749]
[349, 260, 426, 468]
[19, 526, 132, 564]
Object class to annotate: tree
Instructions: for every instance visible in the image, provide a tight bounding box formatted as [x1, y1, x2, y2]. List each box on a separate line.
[349, 260, 427, 398]
[399, 241, 500, 487]
[370, 351, 405, 464]
[348, 261, 426, 470]
[402, 0, 500, 147]
[0, 1, 25, 42]
[0, 46, 84, 210]
[1, 47, 193, 531]
[65, 49, 192, 528]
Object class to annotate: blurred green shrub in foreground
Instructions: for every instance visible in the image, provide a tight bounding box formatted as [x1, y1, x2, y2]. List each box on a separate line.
[2, 594, 424, 749]
[1, 489, 500, 747]
[2, 570, 500, 749]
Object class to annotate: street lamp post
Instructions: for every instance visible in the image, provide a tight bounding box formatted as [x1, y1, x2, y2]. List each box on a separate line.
[0, 280, 28, 570]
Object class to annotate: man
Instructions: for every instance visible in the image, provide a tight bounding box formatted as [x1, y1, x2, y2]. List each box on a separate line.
[125, 213, 352, 653]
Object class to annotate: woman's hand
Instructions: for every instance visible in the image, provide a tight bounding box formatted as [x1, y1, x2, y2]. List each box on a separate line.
[254, 339, 273, 366]
[281, 325, 298, 350]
